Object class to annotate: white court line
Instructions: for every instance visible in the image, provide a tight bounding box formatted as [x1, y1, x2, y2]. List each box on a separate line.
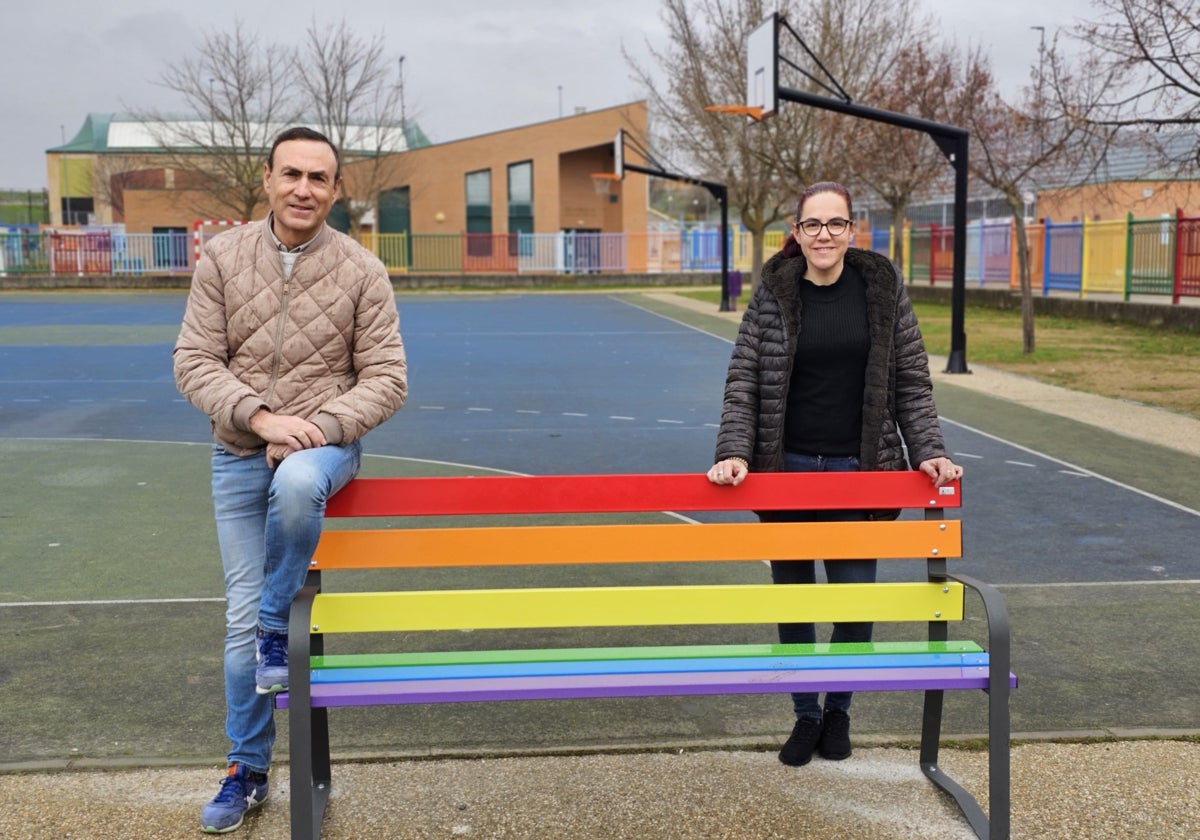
[8, 579, 1199, 609]
[616, 295, 1200, 520]
[941, 416, 1200, 518]
[2, 597, 225, 608]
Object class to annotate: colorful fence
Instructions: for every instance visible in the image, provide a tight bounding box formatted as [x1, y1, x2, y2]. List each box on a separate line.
[4, 216, 1199, 303]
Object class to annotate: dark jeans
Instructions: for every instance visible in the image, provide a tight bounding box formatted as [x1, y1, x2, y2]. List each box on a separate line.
[770, 452, 876, 720]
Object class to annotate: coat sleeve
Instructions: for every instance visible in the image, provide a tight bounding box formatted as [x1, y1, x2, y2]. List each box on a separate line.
[310, 262, 408, 445]
[172, 248, 268, 432]
[714, 285, 765, 465]
[891, 278, 946, 466]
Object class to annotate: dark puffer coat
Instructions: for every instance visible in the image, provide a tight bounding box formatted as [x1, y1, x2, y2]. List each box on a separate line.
[714, 246, 947, 481]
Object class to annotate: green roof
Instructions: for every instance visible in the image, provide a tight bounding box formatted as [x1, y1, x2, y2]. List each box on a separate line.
[47, 114, 113, 153]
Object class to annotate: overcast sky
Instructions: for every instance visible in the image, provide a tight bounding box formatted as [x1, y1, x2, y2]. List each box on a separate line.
[3, 0, 1100, 189]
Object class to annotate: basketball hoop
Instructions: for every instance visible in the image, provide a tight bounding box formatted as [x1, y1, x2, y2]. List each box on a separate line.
[591, 172, 620, 195]
[704, 105, 765, 122]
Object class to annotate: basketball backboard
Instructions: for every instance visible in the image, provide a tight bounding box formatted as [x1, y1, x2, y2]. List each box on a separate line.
[591, 129, 626, 194]
[746, 14, 778, 119]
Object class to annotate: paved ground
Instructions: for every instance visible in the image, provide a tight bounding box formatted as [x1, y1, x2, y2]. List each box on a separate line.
[2, 290, 1198, 838]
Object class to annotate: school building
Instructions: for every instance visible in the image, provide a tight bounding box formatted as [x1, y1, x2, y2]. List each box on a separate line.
[43, 102, 649, 245]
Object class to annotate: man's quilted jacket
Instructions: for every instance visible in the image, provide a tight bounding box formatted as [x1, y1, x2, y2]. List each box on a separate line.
[174, 221, 407, 456]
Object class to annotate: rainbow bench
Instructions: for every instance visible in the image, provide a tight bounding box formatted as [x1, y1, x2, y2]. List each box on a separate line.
[276, 471, 1013, 840]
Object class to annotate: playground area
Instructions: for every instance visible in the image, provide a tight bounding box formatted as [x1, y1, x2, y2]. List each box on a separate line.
[1, 289, 1197, 838]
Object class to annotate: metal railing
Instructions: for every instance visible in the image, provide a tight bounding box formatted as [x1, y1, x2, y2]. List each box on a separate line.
[4, 217, 1199, 303]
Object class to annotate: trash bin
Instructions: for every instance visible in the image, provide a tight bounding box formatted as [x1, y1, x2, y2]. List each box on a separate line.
[729, 271, 743, 298]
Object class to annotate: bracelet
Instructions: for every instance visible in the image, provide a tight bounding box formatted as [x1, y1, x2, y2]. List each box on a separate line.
[728, 457, 749, 469]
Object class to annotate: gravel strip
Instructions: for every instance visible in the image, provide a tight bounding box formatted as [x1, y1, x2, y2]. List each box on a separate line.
[1, 741, 1196, 839]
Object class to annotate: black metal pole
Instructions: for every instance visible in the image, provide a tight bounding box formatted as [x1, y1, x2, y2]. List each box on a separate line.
[716, 185, 731, 311]
[946, 135, 970, 373]
[624, 163, 731, 313]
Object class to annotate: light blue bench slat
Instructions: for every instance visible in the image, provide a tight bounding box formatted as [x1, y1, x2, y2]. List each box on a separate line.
[311, 651, 990, 683]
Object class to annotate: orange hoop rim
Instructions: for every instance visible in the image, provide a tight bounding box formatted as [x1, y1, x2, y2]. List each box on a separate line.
[704, 104, 765, 121]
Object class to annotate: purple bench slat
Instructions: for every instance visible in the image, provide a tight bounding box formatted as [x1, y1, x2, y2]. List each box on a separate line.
[277, 666, 1017, 709]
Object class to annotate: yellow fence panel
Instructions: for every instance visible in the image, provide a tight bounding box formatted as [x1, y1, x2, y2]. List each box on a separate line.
[1081, 219, 1126, 296]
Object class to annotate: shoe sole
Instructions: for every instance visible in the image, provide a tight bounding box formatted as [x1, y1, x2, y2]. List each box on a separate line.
[255, 683, 285, 695]
[201, 793, 267, 833]
[778, 752, 815, 767]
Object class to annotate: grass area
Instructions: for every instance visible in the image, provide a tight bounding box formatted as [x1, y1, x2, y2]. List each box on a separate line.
[678, 289, 1200, 420]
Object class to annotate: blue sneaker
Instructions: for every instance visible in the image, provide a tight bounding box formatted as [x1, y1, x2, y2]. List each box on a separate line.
[200, 763, 269, 833]
[254, 628, 289, 695]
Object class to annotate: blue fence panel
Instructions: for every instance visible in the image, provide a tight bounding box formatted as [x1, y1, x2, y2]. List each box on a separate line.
[681, 229, 721, 271]
[965, 223, 982, 284]
[870, 227, 892, 260]
[1043, 220, 1083, 294]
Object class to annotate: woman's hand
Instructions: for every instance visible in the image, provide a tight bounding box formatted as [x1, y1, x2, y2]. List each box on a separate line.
[707, 458, 749, 486]
[918, 457, 963, 488]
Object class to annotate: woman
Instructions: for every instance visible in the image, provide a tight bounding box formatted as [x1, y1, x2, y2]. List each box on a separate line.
[707, 181, 962, 768]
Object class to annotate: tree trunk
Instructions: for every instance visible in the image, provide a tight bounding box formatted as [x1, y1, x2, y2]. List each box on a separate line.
[1012, 210, 1036, 354]
[749, 223, 767, 295]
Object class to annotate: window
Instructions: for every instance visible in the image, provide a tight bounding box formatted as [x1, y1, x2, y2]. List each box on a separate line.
[465, 170, 491, 235]
[507, 161, 533, 235]
[465, 170, 492, 258]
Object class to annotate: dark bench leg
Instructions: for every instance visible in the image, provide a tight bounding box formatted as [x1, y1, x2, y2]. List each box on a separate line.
[288, 583, 330, 840]
[920, 687, 991, 838]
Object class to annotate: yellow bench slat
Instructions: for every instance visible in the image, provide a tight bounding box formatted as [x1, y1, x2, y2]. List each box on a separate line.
[307, 582, 965, 633]
[312, 519, 961, 570]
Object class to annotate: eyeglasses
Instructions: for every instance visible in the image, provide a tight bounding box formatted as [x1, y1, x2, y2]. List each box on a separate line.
[793, 217, 851, 237]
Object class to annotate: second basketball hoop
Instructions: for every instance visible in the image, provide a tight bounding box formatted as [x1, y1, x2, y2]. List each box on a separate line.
[590, 172, 620, 195]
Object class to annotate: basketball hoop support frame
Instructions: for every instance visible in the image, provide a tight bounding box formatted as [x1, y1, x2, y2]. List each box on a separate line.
[739, 11, 972, 373]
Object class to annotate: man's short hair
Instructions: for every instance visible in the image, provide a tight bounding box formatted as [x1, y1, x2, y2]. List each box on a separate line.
[266, 127, 341, 182]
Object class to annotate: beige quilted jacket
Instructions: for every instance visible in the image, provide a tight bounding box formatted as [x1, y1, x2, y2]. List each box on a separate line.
[174, 221, 407, 456]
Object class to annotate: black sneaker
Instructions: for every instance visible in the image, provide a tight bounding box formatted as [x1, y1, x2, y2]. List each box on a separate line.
[779, 717, 823, 766]
[818, 709, 852, 760]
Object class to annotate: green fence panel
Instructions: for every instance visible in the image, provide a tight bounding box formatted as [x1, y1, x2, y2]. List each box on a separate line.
[411, 234, 463, 272]
[1126, 214, 1175, 298]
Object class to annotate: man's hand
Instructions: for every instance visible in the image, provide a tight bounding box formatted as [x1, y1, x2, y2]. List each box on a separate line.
[250, 410, 327, 467]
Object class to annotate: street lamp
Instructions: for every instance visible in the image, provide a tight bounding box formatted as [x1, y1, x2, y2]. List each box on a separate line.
[397, 56, 408, 131]
[60, 124, 71, 226]
[1030, 26, 1046, 155]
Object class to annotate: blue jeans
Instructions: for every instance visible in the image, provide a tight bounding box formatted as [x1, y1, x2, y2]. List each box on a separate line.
[210, 441, 361, 772]
[770, 452, 875, 721]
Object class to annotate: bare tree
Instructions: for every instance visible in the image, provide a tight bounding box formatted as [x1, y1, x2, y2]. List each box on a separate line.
[965, 41, 1118, 353]
[1075, 0, 1200, 164]
[298, 18, 409, 239]
[850, 41, 981, 271]
[627, 0, 787, 290]
[131, 21, 300, 221]
[628, 0, 928, 290]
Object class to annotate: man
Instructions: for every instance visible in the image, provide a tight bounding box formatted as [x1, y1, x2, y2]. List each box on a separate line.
[174, 126, 407, 834]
